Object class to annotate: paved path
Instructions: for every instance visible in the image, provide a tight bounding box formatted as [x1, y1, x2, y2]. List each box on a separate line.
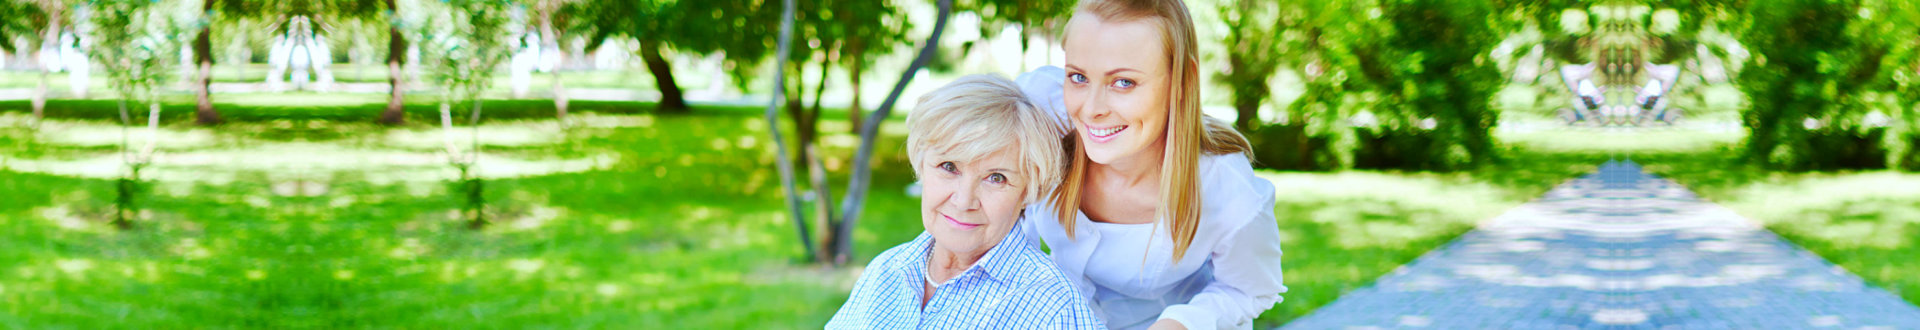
[1281, 161, 1920, 329]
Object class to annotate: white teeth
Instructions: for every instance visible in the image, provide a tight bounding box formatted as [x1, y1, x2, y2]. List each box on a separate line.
[1089, 126, 1125, 137]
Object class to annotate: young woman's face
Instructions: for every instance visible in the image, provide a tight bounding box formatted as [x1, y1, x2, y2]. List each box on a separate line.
[1063, 14, 1171, 167]
[918, 149, 1027, 259]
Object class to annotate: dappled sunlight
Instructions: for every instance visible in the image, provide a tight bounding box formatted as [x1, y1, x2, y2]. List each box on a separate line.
[37, 205, 105, 232]
[5, 143, 611, 182]
[382, 122, 569, 149]
[1722, 172, 1920, 248]
[1497, 122, 1745, 153]
[566, 113, 658, 129]
[29, 119, 220, 149]
[213, 93, 387, 107]
[0, 0, 1913, 325]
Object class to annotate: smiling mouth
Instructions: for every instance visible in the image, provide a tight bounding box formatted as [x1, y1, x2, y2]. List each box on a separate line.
[943, 214, 982, 230]
[1088, 125, 1127, 138]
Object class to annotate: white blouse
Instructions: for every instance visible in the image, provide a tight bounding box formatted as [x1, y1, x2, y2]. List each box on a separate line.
[1017, 152, 1288, 330]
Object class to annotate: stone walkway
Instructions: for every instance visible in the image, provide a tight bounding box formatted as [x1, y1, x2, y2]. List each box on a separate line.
[1281, 161, 1920, 329]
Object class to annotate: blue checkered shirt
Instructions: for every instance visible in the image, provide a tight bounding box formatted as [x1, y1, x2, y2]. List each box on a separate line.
[826, 226, 1106, 329]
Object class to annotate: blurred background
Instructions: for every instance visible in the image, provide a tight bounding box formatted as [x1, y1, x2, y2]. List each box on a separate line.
[0, 0, 1915, 328]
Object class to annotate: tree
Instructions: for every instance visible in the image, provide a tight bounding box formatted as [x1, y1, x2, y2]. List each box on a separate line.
[562, 0, 778, 113]
[406, 0, 516, 228]
[0, 2, 41, 54]
[1734, 0, 1896, 170]
[187, 0, 226, 125]
[381, 0, 406, 124]
[530, 0, 570, 120]
[1216, 0, 1283, 132]
[833, 0, 911, 133]
[326, 0, 414, 125]
[1250, 0, 1518, 171]
[1, 0, 58, 128]
[828, 0, 953, 266]
[91, 0, 190, 229]
[764, 0, 913, 264]
[274, 0, 409, 124]
[761, 0, 953, 265]
[1873, 0, 1920, 171]
[956, 0, 1073, 68]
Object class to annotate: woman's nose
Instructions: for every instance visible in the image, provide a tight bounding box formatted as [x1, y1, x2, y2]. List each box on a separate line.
[947, 181, 980, 211]
[1080, 89, 1108, 120]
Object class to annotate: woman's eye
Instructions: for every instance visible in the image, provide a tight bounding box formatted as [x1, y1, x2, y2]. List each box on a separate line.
[1113, 79, 1136, 89]
[1068, 73, 1088, 84]
[938, 161, 958, 174]
[986, 173, 1007, 185]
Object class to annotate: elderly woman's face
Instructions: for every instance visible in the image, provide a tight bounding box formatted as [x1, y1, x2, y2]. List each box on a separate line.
[919, 149, 1027, 259]
[1063, 14, 1171, 166]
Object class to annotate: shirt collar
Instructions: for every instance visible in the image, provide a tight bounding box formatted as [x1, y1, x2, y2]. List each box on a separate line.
[902, 221, 1035, 286]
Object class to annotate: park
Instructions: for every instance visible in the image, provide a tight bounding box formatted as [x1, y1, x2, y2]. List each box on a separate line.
[0, 0, 1918, 328]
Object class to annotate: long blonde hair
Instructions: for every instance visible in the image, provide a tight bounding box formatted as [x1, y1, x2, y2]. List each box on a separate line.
[1052, 0, 1253, 262]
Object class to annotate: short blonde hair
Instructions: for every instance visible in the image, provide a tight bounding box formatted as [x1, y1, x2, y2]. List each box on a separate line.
[906, 74, 1069, 204]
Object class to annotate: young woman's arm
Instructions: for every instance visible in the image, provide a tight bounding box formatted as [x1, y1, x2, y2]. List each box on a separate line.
[1160, 207, 1285, 329]
[1159, 166, 1287, 329]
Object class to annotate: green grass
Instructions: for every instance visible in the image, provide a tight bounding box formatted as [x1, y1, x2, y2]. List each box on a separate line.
[0, 101, 921, 328]
[1641, 150, 1920, 306]
[2, 97, 1913, 328]
[1502, 123, 1920, 306]
[0, 65, 693, 91]
[0, 95, 676, 124]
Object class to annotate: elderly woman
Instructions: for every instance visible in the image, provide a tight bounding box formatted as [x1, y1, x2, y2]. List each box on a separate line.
[826, 75, 1105, 329]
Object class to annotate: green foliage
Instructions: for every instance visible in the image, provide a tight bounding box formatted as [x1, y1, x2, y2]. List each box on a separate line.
[0, 0, 47, 53]
[957, 0, 1073, 46]
[1864, 0, 1920, 170]
[91, 0, 192, 106]
[1247, 0, 1506, 171]
[823, 0, 912, 76]
[408, 0, 516, 110]
[562, 0, 780, 92]
[1215, 0, 1282, 131]
[0, 96, 668, 123]
[1733, 0, 1920, 171]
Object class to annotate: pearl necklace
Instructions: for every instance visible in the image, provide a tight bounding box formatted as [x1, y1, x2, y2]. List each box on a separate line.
[924, 247, 942, 288]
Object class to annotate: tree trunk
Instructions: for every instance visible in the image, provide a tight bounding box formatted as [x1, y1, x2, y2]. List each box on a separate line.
[805, 56, 840, 263]
[115, 169, 137, 230]
[33, 12, 60, 127]
[785, 61, 812, 153]
[1234, 95, 1261, 132]
[640, 40, 687, 112]
[805, 142, 836, 264]
[380, 0, 408, 125]
[809, 55, 830, 121]
[540, 11, 566, 120]
[832, 0, 954, 265]
[847, 59, 862, 134]
[767, 0, 815, 262]
[193, 11, 220, 125]
[32, 55, 47, 127]
[115, 97, 133, 230]
[466, 98, 487, 228]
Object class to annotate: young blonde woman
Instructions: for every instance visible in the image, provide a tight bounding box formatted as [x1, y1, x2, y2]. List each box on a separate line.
[1015, 0, 1286, 329]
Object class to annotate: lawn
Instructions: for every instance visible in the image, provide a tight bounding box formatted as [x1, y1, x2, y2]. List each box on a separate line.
[0, 99, 1912, 328]
[1502, 123, 1920, 306]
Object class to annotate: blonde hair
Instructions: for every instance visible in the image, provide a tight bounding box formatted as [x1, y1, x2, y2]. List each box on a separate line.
[906, 74, 1071, 205]
[1052, 0, 1253, 262]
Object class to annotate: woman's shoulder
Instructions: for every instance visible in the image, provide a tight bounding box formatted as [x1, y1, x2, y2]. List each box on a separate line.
[997, 247, 1090, 304]
[861, 232, 933, 273]
[1197, 152, 1277, 229]
[1199, 152, 1273, 200]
